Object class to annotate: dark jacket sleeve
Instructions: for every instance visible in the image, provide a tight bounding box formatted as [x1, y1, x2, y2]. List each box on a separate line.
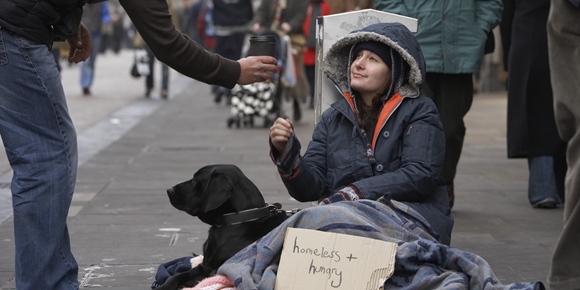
[499, 0, 515, 71]
[119, 0, 241, 88]
[280, 111, 333, 202]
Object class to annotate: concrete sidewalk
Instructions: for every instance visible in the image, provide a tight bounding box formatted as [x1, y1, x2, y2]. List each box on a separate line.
[0, 52, 564, 289]
[0, 49, 184, 224]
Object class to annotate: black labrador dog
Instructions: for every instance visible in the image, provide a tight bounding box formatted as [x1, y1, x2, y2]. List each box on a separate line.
[157, 164, 290, 289]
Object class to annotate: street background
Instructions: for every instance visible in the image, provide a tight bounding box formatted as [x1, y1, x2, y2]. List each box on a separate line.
[0, 49, 563, 289]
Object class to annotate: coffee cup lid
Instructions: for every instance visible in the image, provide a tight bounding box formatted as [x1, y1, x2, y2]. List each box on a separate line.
[250, 35, 277, 42]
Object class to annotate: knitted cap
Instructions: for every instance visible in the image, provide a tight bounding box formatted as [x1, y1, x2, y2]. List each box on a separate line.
[352, 41, 393, 68]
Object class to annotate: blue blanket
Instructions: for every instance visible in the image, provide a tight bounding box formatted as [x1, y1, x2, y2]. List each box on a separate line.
[217, 199, 544, 290]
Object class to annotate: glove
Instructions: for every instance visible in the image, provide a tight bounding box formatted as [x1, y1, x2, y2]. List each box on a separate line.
[319, 185, 363, 205]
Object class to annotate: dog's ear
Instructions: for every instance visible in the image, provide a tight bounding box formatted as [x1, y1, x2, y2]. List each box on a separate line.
[200, 171, 233, 213]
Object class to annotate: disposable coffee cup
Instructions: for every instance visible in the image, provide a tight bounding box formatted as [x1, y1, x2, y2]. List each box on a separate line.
[249, 35, 277, 58]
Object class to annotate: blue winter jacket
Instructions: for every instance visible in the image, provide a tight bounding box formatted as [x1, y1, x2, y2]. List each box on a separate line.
[271, 22, 453, 245]
[375, 0, 503, 74]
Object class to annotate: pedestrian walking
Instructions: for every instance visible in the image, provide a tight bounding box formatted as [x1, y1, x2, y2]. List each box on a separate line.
[182, 0, 215, 49]
[133, 32, 171, 99]
[375, 0, 503, 208]
[132, 0, 180, 100]
[500, 0, 567, 209]
[99, 0, 126, 54]
[80, 2, 111, 96]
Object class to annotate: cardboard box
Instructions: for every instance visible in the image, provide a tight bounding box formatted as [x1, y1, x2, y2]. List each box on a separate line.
[275, 228, 397, 290]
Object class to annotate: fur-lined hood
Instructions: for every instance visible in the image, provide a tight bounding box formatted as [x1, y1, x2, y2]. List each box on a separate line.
[322, 22, 426, 100]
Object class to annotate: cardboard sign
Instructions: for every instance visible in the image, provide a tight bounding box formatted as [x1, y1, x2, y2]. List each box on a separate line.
[275, 228, 397, 290]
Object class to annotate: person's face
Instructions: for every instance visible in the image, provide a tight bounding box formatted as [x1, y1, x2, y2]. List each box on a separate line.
[350, 49, 391, 104]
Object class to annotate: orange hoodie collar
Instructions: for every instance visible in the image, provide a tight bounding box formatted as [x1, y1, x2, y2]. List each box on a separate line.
[343, 91, 404, 150]
[372, 92, 403, 149]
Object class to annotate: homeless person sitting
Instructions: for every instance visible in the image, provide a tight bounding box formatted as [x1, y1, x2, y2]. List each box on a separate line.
[164, 23, 542, 290]
[210, 23, 543, 290]
[269, 21, 454, 245]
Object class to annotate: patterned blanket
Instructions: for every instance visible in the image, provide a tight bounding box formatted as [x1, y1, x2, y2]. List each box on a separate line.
[216, 199, 545, 290]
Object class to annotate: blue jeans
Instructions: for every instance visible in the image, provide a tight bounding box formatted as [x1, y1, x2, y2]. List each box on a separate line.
[0, 28, 79, 289]
[80, 32, 101, 88]
[528, 156, 562, 205]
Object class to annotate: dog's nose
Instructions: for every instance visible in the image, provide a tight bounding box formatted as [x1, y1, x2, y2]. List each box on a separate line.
[167, 188, 174, 196]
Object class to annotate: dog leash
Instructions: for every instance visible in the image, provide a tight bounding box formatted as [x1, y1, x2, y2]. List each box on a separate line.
[219, 203, 300, 227]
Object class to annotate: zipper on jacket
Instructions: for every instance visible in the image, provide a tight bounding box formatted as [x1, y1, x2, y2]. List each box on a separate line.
[361, 130, 377, 165]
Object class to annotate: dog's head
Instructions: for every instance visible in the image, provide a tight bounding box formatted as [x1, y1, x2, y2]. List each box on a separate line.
[167, 164, 267, 225]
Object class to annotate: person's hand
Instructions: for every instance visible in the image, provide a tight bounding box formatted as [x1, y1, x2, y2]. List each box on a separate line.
[237, 56, 278, 85]
[66, 23, 92, 63]
[269, 118, 293, 153]
[280, 22, 291, 33]
[319, 186, 363, 205]
[251, 23, 263, 34]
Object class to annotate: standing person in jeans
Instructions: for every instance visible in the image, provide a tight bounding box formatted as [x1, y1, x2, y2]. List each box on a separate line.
[0, 9, 94, 290]
[546, 0, 580, 289]
[80, 2, 110, 96]
[132, 0, 180, 100]
[0, 0, 277, 289]
[375, 0, 503, 208]
[142, 0, 180, 100]
[500, 0, 567, 209]
[133, 31, 171, 99]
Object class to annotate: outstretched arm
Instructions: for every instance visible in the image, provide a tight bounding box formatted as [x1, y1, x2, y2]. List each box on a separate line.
[119, 0, 276, 88]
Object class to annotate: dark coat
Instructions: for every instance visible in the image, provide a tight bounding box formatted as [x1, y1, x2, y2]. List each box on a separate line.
[272, 22, 453, 245]
[500, 0, 567, 158]
[0, 0, 104, 46]
[213, 0, 253, 27]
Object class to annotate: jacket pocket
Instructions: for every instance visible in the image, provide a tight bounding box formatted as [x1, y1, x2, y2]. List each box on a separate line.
[402, 123, 440, 164]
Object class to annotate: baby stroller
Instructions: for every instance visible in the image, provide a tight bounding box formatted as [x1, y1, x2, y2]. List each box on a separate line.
[227, 31, 288, 128]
